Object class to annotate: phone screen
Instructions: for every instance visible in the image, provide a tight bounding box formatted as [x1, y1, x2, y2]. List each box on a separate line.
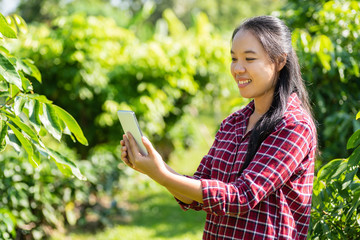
[117, 110, 148, 155]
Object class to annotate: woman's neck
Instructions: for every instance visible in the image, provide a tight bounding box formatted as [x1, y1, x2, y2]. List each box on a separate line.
[253, 92, 274, 115]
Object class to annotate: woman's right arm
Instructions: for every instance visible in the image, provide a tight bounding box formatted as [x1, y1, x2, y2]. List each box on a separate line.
[164, 164, 195, 204]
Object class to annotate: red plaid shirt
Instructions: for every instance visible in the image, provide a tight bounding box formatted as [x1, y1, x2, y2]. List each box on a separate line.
[177, 93, 317, 240]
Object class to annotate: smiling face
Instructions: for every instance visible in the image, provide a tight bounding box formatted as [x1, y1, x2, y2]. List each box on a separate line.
[230, 29, 279, 104]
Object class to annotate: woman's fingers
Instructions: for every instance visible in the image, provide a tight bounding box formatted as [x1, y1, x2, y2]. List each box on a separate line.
[120, 143, 133, 168]
[126, 132, 141, 155]
[142, 136, 155, 157]
[123, 134, 136, 163]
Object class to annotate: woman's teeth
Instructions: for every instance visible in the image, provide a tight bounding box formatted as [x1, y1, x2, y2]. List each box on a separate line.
[238, 79, 251, 84]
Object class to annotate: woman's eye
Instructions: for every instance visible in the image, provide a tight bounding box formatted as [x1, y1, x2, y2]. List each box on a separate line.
[246, 58, 256, 61]
[231, 57, 237, 61]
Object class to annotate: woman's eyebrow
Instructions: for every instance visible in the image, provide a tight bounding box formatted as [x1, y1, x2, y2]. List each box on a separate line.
[244, 50, 257, 54]
[230, 49, 257, 54]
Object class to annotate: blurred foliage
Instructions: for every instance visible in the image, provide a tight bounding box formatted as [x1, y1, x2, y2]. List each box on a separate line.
[13, 0, 284, 32]
[1, 4, 242, 239]
[0, 144, 128, 239]
[0, 11, 88, 178]
[11, 6, 239, 159]
[309, 111, 360, 239]
[280, 1, 360, 238]
[279, 0, 360, 162]
[0, 11, 90, 240]
[2, 0, 360, 239]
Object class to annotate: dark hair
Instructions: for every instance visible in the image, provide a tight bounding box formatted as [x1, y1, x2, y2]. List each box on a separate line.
[232, 16, 315, 175]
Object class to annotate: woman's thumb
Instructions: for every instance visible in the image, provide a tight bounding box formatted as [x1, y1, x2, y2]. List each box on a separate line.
[142, 136, 154, 156]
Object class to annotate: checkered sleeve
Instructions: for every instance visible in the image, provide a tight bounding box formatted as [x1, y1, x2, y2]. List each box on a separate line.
[201, 122, 313, 216]
[176, 122, 224, 211]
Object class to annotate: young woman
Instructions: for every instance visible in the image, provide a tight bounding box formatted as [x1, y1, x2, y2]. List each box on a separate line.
[120, 15, 317, 240]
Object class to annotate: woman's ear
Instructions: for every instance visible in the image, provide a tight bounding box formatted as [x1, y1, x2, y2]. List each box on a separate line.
[276, 54, 287, 72]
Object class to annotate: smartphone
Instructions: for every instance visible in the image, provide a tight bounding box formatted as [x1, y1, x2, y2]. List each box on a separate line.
[117, 110, 148, 155]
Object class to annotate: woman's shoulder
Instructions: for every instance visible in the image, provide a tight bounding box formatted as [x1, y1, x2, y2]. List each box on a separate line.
[222, 100, 254, 125]
[278, 94, 316, 134]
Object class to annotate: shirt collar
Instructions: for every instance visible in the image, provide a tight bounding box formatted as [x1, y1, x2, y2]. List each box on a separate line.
[235, 92, 301, 119]
[286, 92, 302, 112]
[235, 100, 254, 119]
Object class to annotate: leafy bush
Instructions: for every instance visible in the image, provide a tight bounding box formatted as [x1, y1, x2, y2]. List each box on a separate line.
[0, 9, 240, 239]
[0, 12, 88, 178]
[0, 144, 127, 239]
[280, 0, 360, 162]
[12, 8, 239, 159]
[310, 111, 360, 239]
[0, 12, 90, 239]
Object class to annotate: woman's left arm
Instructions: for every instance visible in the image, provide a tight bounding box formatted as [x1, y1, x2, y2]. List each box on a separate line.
[121, 133, 204, 204]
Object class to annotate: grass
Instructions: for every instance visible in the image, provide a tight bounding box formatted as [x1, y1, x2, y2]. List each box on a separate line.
[51, 117, 215, 240]
[51, 175, 206, 240]
[52, 180, 206, 240]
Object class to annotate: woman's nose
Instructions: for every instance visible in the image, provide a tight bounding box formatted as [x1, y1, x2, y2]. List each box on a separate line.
[233, 62, 246, 73]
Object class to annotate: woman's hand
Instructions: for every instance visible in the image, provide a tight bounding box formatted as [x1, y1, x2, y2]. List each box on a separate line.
[120, 132, 203, 203]
[120, 132, 167, 182]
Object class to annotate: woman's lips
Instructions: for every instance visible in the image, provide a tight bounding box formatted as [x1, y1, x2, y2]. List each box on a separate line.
[237, 79, 252, 88]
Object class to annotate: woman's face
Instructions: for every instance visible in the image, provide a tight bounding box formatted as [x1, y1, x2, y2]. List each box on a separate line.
[230, 29, 278, 102]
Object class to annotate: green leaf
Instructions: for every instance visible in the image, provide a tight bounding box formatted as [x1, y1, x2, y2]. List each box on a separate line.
[10, 83, 20, 99]
[0, 208, 17, 224]
[39, 103, 62, 141]
[347, 129, 360, 150]
[46, 147, 86, 180]
[312, 35, 334, 71]
[7, 122, 39, 167]
[32, 146, 40, 165]
[14, 95, 26, 116]
[21, 59, 42, 83]
[11, 14, 27, 34]
[348, 146, 360, 169]
[32, 140, 49, 158]
[350, 182, 360, 193]
[0, 53, 22, 90]
[330, 160, 348, 179]
[317, 159, 345, 181]
[321, 221, 331, 238]
[6, 114, 39, 144]
[28, 94, 52, 104]
[65, 202, 77, 226]
[42, 204, 60, 226]
[0, 46, 10, 55]
[350, 57, 360, 77]
[2, 214, 15, 234]
[346, 189, 360, 221]
[0, 76, 9, 92]
[341, 170, 357, 190]
[52, 105, 88, 146]
[357, 111, 360, 120]
[19, 71, 33, 92]
[28, 98, 41, 133]
[0, 119, 7, 152]
[5, 125, 21, 153]
[163, 9, 186, 37]
[0, 12, 17, 38]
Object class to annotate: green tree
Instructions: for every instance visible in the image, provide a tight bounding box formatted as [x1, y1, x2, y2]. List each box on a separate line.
[310, 111, 360, 239]
[279, 1, 360, 238]
[13, 8, 240, 159]
[280, 0, 360, 162]
[0, 9, 243, 238]
[0, 12, 88, 239]
[12, 0, 285, 33]
[0, 13, 87, 176]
